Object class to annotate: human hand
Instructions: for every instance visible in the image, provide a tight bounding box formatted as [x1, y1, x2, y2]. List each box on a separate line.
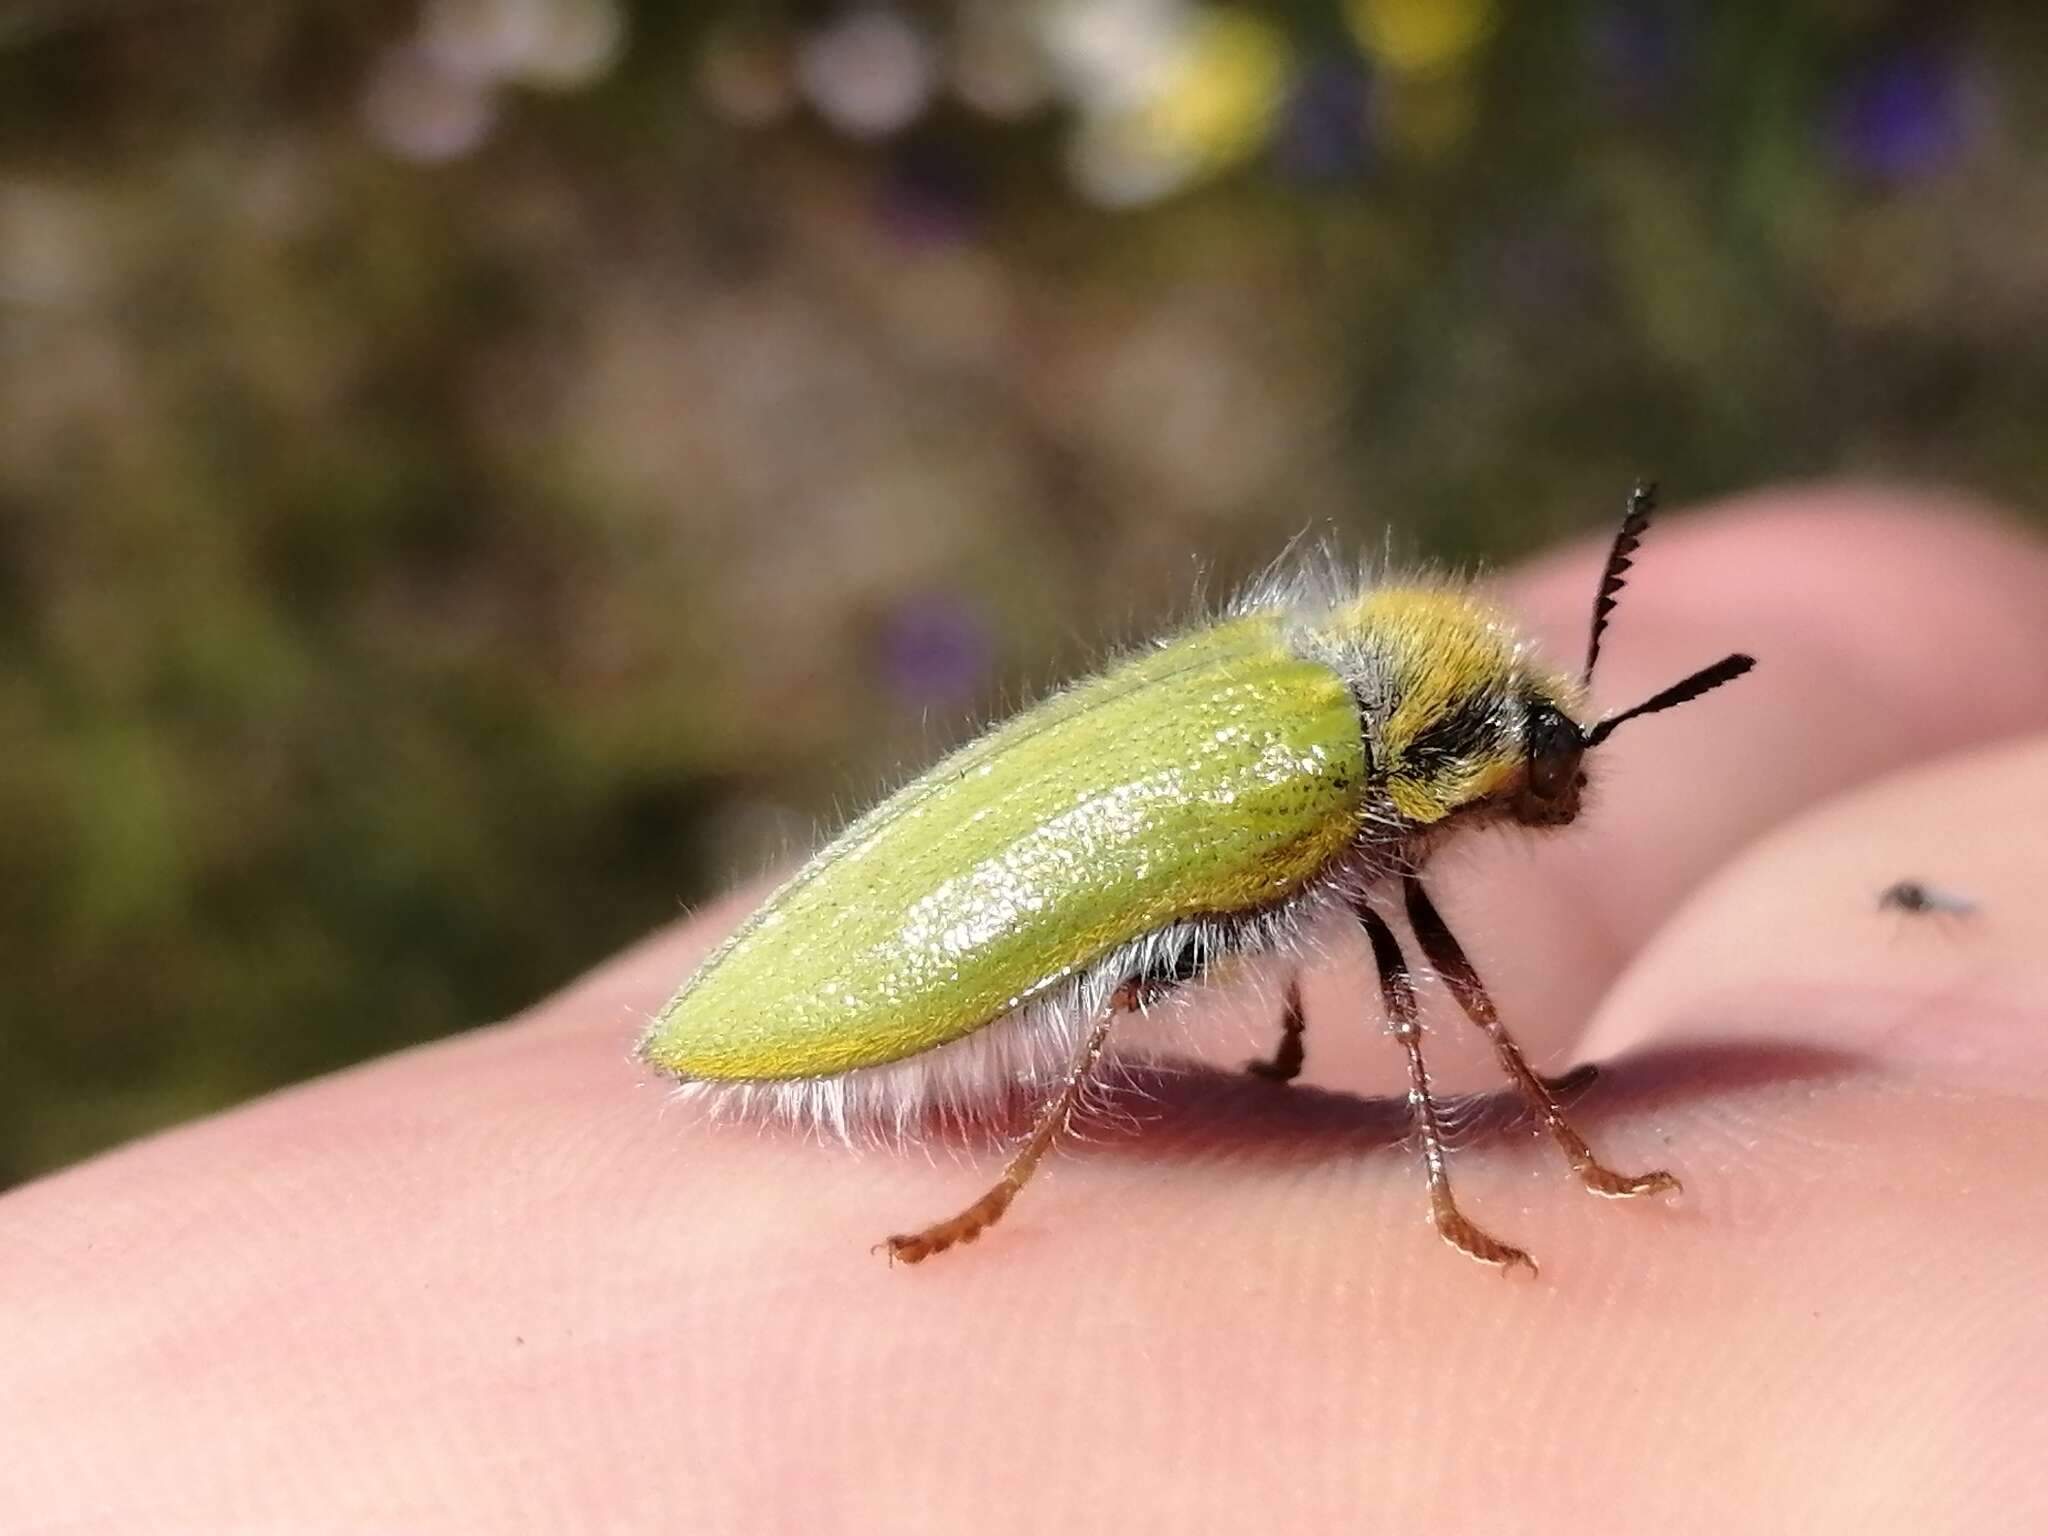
[8, 488, 2048, 1531]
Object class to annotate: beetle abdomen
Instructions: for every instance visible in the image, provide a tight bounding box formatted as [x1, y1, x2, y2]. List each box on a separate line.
[640, 616, 1368, 1083]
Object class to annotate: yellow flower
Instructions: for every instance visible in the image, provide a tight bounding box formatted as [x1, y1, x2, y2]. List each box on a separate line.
[1346, 0, 1497, 76]
[1142, 6, 1290, 171]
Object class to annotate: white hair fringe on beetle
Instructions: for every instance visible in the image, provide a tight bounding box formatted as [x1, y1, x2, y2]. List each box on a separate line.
[639, 483, 1756, 1275]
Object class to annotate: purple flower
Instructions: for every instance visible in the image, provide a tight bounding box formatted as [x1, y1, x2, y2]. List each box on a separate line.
[1272, 55, 1372, 185]
[1831, 49, 1969, 183]
[879, 593, 993, 712]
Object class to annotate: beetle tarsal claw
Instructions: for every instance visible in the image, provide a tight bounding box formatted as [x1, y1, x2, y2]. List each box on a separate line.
[1432, 1205, 1540, 1278]
[881, 1192, 1010, 1265]
[1578, 1164, 1681, 1201]
[881, 1231, 937, 1265]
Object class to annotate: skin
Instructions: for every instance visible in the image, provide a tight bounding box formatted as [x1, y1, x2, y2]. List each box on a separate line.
[7, 486, 2048, 1532]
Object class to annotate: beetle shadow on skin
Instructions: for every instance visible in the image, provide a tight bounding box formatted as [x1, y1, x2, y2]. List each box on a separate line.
[1060, 1039, 1872, 1167]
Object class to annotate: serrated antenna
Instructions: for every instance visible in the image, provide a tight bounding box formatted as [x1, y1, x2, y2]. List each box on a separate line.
[1585, 480, 1658, 685]
[1583, 652, 1756, 747]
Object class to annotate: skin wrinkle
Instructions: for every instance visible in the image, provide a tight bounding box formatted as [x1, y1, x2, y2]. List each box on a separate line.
[5, 492, 2048, 1532]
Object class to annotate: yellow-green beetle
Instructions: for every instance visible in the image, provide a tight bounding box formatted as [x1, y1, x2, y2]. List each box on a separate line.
[641, 485, 1753, 1272]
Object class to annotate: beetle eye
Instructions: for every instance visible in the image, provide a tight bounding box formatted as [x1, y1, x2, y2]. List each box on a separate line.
[1525, 704, 1583, 802]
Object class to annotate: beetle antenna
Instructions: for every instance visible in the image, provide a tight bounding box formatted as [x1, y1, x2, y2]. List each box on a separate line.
[1584, 653, 1755, 747]
[1585, 480, 1657, 685]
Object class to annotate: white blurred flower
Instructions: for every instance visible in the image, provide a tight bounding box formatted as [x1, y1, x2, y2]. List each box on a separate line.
[1036, 0, 1191, 111]
[1061, 5, 1290, 207]
[513, 0, 624, 90]
[419, 0, 623, 91]
[796, 9, 936, 140]
[362, 42, 498, 162]
[421, 0, 546, 78]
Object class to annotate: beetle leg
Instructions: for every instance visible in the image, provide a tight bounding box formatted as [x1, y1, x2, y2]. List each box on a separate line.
[1356, 901, 1536, 1276]
[1245, 976, 1308, 1082]
[1240, 988, 1582, 1092]
[1403, 877, 1679, 1202]
[882, 1008, 1116, 1265]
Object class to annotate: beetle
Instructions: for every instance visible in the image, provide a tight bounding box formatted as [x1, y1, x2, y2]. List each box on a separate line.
[640, 484, 1754, 1273]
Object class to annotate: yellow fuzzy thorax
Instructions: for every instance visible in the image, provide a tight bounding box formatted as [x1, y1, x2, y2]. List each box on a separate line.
[1313, 585, 1584, 825]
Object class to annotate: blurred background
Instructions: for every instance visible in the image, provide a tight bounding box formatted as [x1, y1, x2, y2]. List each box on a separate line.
[3, 0, 2044, 1186]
